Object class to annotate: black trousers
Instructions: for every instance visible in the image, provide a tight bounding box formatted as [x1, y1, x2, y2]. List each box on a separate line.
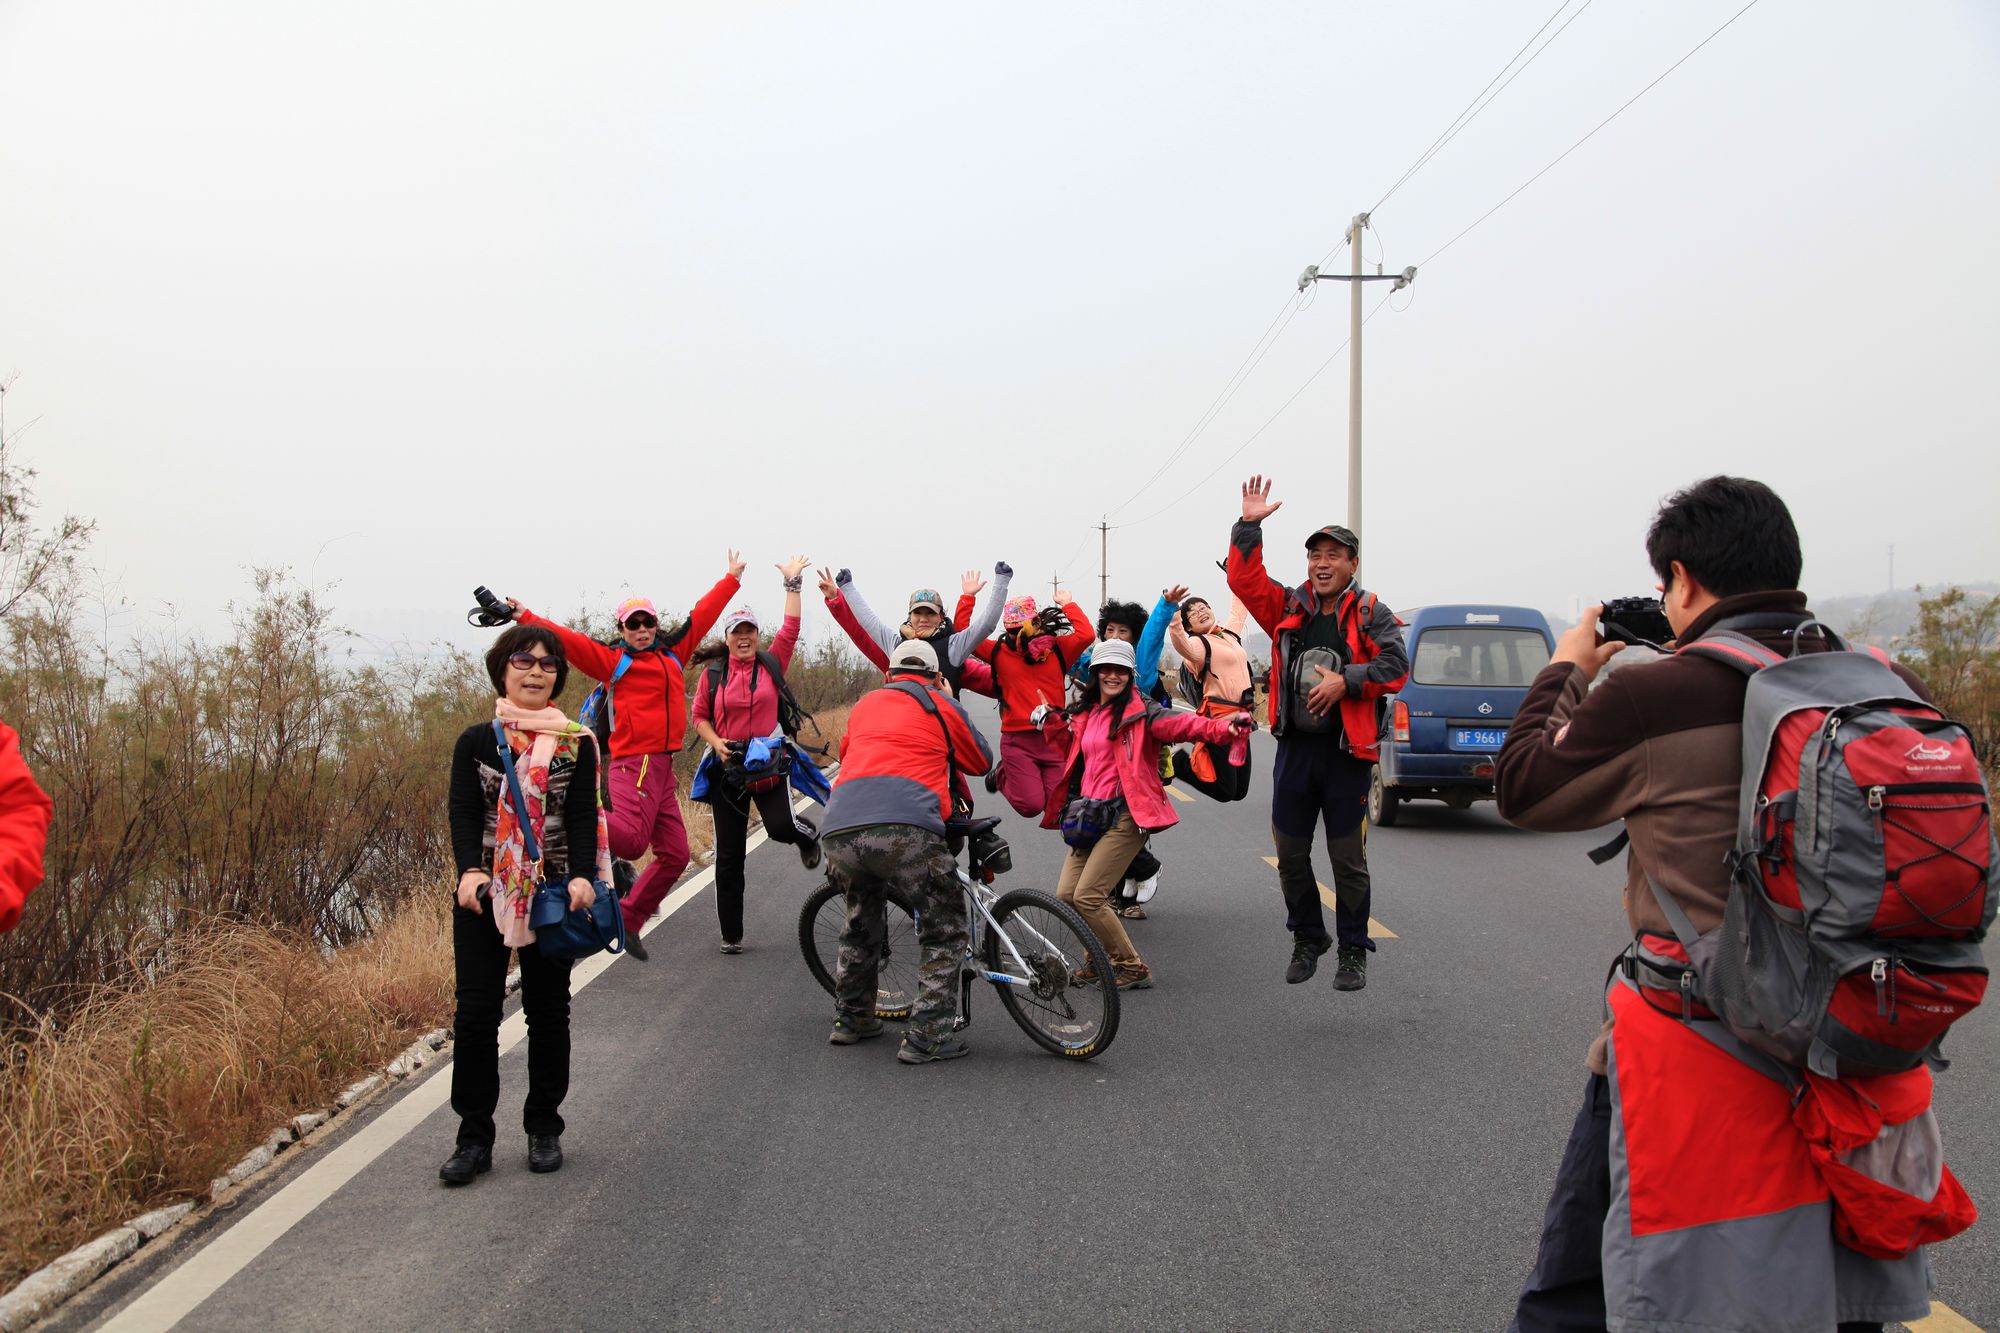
[1511, 1075, 1883, 1333]
[1176, 737, 1255, 803]
[451, 895, 574, 1149]
[710, 780, 811, 944]
[1270, 737, 1375, 949]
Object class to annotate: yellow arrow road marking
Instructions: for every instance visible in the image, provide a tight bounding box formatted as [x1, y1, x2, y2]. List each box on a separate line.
[1262, 856, 1398, 939]
[1908, 1302, 1986, 1332]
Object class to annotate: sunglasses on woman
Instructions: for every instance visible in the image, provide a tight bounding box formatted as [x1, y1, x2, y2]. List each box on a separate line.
[622, 615, 658, 630]
[508, 653, 560, 674]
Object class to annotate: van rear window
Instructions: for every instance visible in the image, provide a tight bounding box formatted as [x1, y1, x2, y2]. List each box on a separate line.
[1411, 628, 1550, 688]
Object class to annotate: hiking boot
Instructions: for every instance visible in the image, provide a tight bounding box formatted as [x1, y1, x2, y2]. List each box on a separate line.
[527, 1135, 563, 1173]
[1285, 936, 1330, 985]
[1115, 965, 1154, 991]
[719, 939, 743, 955]
[896, 1033, 971, 1064]
[829, 1015, 885, 1045]
[983, 761, 1003, 794]
[438, 1143, 492, 1186]
[624, 929, 650, 962]
[1333, 945, 1368, 991]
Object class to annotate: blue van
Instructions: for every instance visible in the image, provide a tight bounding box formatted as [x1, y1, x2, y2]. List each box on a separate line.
[1369, 604, 1554, 826]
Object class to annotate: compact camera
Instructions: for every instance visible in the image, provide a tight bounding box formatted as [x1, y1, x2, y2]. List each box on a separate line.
[1599, 597, 1673, 648]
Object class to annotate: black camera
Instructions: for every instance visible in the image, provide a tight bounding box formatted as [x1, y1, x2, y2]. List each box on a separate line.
[1600, 597, 1673, 648]
[468, 586, 516, 629]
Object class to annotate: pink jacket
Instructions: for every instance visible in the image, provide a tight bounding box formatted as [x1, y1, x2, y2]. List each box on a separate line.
[1038, 698, 1242, 833]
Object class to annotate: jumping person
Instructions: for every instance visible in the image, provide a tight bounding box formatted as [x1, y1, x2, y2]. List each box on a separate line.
[1070, 592, 1180, 915]
[962, 590, 1095, 818]
[819, 639, 996, 1064]
[1167, 591, 1257, 803]
[689, 555, 822, 955]
[832, 562, 1012, 695]
[821, 566, 1003, 701]
[1226, 476, 1408, 992]
[443, 626, 603, 1183]
[1034, 639, 1253, 990]
[507, 552, 742, 961]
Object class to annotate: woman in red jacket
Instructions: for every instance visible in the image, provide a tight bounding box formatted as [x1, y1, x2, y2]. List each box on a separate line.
[1036, 639, 1252, 989]
[966, 591, 1094, 817]
[506, 551, 742, 961]
[689, 555, 820, 954]
[0, 720, 51, 933]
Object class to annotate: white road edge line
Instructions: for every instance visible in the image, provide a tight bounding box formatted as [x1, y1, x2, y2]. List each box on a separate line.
[99, 800, 811, 1333]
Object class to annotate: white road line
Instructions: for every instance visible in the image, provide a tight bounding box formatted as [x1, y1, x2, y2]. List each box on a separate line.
[99, 804, 807, 1333]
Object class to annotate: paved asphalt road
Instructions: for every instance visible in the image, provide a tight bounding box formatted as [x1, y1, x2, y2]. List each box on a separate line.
[55, 695, 2000, 1332]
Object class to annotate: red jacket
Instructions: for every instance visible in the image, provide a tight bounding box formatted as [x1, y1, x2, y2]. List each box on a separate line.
[1225, 519, 1408, 760]
[1037, 699, 1240, 833]
[519, 574, 739, 755]
[0, 722, 52, 932]
[823, 680, 995, 836]
[965, 601, 1094, 731]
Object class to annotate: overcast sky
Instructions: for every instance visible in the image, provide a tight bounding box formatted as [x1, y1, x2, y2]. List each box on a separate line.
[4, 1, 1995, 659]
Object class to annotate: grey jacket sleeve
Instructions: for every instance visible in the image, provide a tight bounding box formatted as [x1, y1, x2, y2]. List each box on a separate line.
[1344, 593, 1410, 693]
[835, 572, 900, 655]
[948, 567, 1011, 665]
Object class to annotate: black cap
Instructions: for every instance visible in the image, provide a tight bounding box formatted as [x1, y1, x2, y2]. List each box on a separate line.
[1305, 524, 1359, 556]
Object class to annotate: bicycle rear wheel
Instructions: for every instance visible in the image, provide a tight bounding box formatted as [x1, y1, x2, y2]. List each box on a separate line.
[797, 879, 920, 1021]
[983, 888, 1119, 1058]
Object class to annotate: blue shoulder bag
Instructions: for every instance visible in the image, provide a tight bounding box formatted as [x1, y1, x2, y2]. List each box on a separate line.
[491, 722, 625, 960]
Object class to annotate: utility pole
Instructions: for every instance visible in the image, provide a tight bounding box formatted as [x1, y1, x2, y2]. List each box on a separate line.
[1051, 570, 1061, 605]
[1098, 520, 1110, 610]
[1299, 215, 1415, 546]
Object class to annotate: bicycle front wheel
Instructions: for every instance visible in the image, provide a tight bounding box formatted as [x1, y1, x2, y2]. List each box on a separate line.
[797, 879, 920, 1021]
[983, 888, 1119, 1058]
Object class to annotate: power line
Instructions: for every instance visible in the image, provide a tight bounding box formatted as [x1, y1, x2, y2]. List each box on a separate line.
[1123, 293, 1397, 529]
[1419, 0, 1764, 270]
[1371, 0, 1590, 215]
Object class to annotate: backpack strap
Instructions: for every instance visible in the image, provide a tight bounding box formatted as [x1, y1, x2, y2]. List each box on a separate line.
[491, 721, 543, 865]
[1675, 629, 1785, 674]
[886, 679, 957, 779]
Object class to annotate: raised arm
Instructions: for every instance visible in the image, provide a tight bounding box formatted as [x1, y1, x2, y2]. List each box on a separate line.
[1227, 595, 1249, 635]
[511, 603, 621, 681]
[1135, 594, 1177, 694]
[1224, 475, 1290, 637]
[1055, 597, 1095, 659]
[948, 561, 1012, 665]
[672, 552, 746, 652]
[832, 568, 900, 655]
[773, 554, 809, 670]
[820, 567, 889, 670]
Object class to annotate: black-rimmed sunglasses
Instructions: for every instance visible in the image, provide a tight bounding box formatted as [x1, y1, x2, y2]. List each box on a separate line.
[622, 615, 658, 630]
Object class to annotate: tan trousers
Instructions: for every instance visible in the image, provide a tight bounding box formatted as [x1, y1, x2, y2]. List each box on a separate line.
[1055, 814, 1146, 974]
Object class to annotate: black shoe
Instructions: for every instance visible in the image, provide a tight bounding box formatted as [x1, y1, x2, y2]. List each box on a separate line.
[1334, 945, 1368, 991]
[829, 1015, 885, 1045]
[1285, 936, 1330, 985]
[799, 837, 823, 872]
[983, 761, 1003, 794]
[897, 1032, 971, 1064]
[528, 1135, 563, 1173]
[612, 858, 637, 897]
[624, 929, 649, 962]
[719, 939, 743, 955]
[438, 1143, 492, 1185]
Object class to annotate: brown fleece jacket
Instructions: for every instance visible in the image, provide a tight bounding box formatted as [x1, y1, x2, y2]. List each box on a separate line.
[1495, 589, 1931, 1072]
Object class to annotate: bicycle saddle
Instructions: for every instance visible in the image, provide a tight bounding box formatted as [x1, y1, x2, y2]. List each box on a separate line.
[946, 816, 1004, 838]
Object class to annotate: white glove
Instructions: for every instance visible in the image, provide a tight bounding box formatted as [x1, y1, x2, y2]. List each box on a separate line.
[1030, 703, 1052, 726]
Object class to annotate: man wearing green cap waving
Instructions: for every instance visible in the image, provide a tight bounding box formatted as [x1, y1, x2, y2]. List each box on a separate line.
[1226, 475, 1408, 992]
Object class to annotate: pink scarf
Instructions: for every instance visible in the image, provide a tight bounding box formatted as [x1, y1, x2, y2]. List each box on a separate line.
[490, 700, 584, 949]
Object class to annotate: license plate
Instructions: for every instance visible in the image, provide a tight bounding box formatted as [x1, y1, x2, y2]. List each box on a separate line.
[1452, 727, 1507, 751]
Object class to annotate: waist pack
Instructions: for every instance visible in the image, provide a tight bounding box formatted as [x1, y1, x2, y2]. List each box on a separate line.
[1060, 796, 1125, 850]
[1650, 623, 1996, 1079]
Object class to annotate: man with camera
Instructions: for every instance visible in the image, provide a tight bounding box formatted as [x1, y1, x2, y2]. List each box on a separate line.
[1226, 475, 1409, 991]
[1495, 477, 1938, 1332]
[819, 639, 996, 1064]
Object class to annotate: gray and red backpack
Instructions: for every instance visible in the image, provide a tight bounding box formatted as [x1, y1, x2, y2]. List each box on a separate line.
[1647, 621, 1996, 1078]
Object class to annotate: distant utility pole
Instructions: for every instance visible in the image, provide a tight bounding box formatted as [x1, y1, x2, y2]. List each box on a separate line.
[1051, 570, 1061, 605]
[1099, 520, 1110, 610]
[1298, 213, 1416, 544]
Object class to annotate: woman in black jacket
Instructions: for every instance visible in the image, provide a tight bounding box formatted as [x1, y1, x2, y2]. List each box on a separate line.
[442, 624, 601, 1185]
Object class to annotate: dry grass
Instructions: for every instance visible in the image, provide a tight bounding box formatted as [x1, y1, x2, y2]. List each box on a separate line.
[0, 892, 455, 1287]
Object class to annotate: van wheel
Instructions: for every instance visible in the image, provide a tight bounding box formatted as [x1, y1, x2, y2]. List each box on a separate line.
[1369, 766, 1402, 828]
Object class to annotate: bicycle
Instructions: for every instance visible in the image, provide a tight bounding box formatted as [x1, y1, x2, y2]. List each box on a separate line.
[798, 816, 1120, 1058]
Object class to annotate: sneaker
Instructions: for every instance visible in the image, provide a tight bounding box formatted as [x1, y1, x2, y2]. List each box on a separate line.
[438, 1143, 492, 1186]
[896, 1032, 971, 1064]
[527, 1134, 563, 1173]
[1070, 964, 1102, 987]
[1334, 945, 1368, 991]
[624, 929, 650, 962]
[719, 940, 743, 955]
[1285, 936, 1330, 985]
[1130, 872, 1160, 905]
[799, 837, 823, 871]
[1115, 965, 1154, 990]
[829, 1015, 885, 1045]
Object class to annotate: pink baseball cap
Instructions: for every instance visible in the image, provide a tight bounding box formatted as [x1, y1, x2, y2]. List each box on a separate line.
[615, 596, 659, 626]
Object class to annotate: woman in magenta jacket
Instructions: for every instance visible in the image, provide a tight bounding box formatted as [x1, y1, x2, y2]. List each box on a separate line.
[1034, 639, 1252, 989]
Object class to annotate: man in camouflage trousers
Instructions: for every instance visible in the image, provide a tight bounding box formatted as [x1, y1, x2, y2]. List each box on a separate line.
[818, 638, 995, 1064]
